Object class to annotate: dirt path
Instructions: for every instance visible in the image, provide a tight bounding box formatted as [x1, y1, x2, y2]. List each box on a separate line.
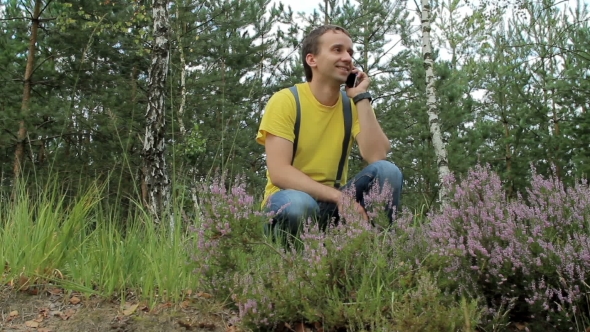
[0, 286, 237, 332]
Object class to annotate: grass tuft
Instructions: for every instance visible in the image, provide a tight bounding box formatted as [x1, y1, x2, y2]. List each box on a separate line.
[0, 179, 198, 308]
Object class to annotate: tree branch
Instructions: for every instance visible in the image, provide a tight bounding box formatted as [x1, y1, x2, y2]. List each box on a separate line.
[38, 0, 55, 17]
[30, 55, 54, 78]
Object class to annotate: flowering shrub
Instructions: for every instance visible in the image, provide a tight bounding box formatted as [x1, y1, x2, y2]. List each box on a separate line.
[226, 186, 387, 329]
[428, 164, 590, 330]
[191, 173, 273, 289]
[191, 174, 471, 330]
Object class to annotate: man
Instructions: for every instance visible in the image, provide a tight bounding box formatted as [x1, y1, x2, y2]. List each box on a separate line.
[256, 24, 403, 240]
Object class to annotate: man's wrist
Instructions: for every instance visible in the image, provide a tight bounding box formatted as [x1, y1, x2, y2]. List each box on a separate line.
[353, 92, 372, 104]
[329, 188, 342, 204]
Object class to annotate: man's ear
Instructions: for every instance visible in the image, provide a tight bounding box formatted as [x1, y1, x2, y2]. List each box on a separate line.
[305, 53, 317, 69]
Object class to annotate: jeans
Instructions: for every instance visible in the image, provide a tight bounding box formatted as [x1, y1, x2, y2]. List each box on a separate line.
[264, 160, 403, 240]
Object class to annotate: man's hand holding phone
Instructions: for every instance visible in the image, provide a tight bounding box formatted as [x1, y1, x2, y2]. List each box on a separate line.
[345, 68, 370, 98]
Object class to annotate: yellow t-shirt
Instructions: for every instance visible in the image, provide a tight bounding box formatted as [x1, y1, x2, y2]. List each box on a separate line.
[256, 82, 361, 207]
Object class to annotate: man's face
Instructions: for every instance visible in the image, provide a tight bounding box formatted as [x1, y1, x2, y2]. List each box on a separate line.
[307, 30, 354, 84]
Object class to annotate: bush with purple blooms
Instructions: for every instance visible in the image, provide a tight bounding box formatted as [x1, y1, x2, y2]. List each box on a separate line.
[428, 164, 590, 331]
[191, 173, 477, 331]
[191, 174, 273, 290]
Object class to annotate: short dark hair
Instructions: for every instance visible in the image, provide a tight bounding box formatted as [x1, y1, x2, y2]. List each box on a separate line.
[301, 25, 351, 82]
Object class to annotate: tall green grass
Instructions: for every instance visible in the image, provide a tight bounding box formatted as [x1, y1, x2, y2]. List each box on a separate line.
[0, 179, 198, 306]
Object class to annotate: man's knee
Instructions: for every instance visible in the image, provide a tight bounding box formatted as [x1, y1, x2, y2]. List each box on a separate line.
[371, 160, 403, 189]
[265, 190, 319, 235]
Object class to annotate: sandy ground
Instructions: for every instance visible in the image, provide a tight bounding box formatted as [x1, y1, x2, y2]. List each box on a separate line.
[0, 286, 237, 332]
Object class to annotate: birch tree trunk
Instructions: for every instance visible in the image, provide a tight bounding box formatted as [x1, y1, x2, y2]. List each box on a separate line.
[142, 0, 171, 223]
[175, 3, 187, 136]
[421, 0, 451, 204]
[14, 0, 42, 179]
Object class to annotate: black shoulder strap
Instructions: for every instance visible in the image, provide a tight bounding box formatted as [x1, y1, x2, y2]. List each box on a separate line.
[289, 86, 301, 165]
[287, 86, 351, 189]
[335, 91, 352, 189]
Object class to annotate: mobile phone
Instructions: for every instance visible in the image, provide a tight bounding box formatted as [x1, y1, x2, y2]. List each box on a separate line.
[346, 73, 357, 88]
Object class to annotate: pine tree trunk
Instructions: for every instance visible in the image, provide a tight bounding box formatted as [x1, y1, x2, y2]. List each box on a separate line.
[421, 0, 451, 204]
[142, 0, 171, 223]
[14, 0, 42, 178]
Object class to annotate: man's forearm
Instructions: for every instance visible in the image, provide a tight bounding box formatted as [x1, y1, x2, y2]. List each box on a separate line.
[355, 99, 390, 163]
[270, 165, 341, 203]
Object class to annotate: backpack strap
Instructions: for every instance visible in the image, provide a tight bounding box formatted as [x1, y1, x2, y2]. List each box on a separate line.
[335, 91, 352, 189]
[287, 86, 352, 189]
[289, 86, 301, 165]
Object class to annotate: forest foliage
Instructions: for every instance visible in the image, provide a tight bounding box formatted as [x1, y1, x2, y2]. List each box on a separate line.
[2, 0, 589, 213]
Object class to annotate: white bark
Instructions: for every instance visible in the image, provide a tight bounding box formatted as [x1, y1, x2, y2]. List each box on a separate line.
[421, 0, 451, 205]
[142, 0, 172, 225]
[175, 3, 187, 136]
